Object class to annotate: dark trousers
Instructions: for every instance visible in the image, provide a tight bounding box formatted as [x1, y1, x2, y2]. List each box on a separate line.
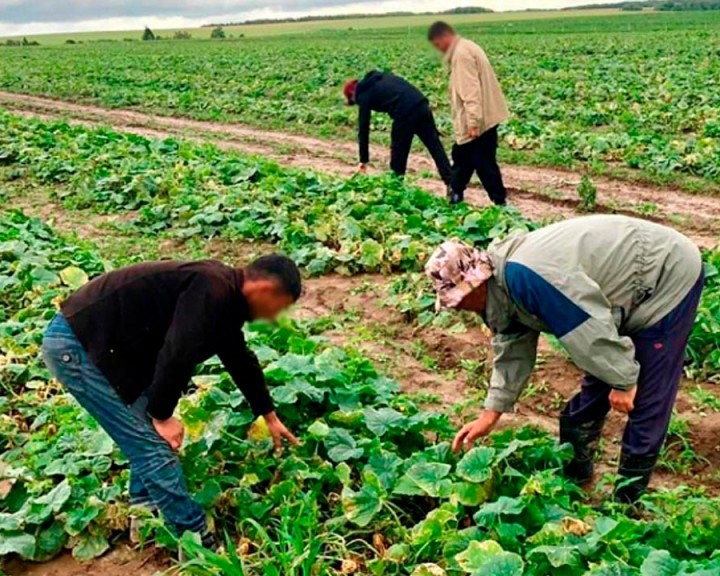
[451, 126, 507, 205]
[562, 273, 704, 457]
[390, 103, 452, 185]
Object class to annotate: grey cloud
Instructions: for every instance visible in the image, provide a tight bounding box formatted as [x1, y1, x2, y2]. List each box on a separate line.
[0, 0, 360, 24]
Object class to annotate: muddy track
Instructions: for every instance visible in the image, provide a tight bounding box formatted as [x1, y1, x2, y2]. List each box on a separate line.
[1, 91, 718, 249]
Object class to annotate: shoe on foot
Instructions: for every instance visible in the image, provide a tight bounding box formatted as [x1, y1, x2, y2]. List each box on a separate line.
[129, 503, 158, 545]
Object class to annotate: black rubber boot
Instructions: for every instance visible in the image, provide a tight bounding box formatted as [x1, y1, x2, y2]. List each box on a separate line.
[450, 191, 464, 205]
[614, 452, 659, 504]
[559, 415, 605, 484]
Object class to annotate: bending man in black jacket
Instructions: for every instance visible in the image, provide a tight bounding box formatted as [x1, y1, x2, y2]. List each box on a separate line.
[344, 71, 453, 189]
[41, 255, 301, 546]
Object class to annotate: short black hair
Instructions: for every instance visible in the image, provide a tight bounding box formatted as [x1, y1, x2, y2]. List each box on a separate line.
[427, 21, 455, 41]
[246, 254, 302, 301]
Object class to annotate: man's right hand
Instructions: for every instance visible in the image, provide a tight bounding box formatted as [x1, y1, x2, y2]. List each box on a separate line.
[152, 417, 185, 452]
[452, 410, 502, 453]
[265, 411, 299, 454]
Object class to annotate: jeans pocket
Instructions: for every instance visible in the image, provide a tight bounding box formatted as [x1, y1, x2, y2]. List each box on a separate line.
[42, 339, 84, 392]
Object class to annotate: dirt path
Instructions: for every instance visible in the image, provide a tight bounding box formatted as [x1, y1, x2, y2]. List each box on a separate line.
[1, 91, 718, 249]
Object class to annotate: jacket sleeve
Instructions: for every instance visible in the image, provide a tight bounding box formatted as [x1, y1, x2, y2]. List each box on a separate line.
[358, 104, 372, 164]
[504, 262, 640, 390]
[217, 331, 274, 417]
[485, 327, 539, 413]
[146, 277, 220, 420]
[454, 48, 483, 131]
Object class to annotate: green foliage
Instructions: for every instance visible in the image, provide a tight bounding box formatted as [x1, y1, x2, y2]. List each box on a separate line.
[578, 174, 598, 212]
[210, 26, 226, 39]
[1, 13, 720, 183]
[142, 27, 155, 41]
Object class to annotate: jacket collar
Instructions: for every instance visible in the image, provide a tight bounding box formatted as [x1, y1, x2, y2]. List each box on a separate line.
[234, 268, 251, 321]
[444, 36, 462, 66]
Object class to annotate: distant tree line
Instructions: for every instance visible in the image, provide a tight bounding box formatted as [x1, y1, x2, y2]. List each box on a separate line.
[567, 0, 720, 10]
[3, 37, 40, 47]
[203, 6, 493, 27]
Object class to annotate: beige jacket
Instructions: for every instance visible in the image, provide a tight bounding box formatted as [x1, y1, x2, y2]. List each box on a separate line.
[445, 37, 509, 145]
[482, 216, 703, 413]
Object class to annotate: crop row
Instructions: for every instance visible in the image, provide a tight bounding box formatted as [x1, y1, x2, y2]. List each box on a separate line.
[1, 111, 719, 377]
[1, 209, 719, 574]
[1, 12, 719, 186]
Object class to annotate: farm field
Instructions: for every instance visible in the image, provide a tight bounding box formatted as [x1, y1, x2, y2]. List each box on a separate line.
[0, 7, 720, 576]
[0, 12, 719, 190]
[0, 107, 719, 575]
[0, 9, 624, 45]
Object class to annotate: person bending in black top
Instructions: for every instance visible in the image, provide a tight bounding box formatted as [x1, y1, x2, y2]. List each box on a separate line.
[344, 71, 453, 191]
[41, 255, 301, 548]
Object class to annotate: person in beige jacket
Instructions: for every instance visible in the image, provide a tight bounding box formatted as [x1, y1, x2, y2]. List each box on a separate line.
[428, 21, 509, 205]
[426, 216, 704, 503]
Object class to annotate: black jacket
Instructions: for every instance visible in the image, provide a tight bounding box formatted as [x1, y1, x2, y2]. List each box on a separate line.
[355, 70, 427, 164]
[61, 260, 273, 421]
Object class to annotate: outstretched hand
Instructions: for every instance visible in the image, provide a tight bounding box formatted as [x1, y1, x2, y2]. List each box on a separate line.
[452, 410, 502, 453]
[264, 411, 299, 454]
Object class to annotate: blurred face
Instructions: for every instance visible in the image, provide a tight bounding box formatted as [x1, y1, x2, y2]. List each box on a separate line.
[455, 284, 488, 314]
[431, 32, 455, 54]
[243, 278, 295, 321]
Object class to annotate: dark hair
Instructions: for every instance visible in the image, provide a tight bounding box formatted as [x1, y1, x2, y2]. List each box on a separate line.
[246, 255, 302, 300]
[427, 21, 455, 41]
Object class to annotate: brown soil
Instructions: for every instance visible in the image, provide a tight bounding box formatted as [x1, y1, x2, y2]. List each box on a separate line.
[1, 91, 718, 249]
[2, 546, 170, 576]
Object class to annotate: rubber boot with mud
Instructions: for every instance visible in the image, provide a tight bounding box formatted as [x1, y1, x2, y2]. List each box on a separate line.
[559, 415, 605, 485]
[613, 452, 659, 504]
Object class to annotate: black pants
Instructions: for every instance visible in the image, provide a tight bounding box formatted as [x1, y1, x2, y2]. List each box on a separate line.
[390, 103, 452, 185]
[451, 127, 507, 205]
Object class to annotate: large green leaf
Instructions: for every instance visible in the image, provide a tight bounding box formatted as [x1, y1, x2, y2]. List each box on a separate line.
[474, 497, 525, 527]
[341, 476, 384, 528]
[22, 480, 72, 525]
[72, 533, 109, 561]
[456, 447, 496, 483]
[455, 540, 524, 576]
[393, 463, 452, 498]
[0, 531, 35, 558]
[59, 266, 89, 290]
[641, 550, 680, 576]
[325, 429, 364, 462]
[363, 407, 406, 436]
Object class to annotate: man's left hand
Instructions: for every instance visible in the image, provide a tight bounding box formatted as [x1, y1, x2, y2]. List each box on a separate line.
[264, 411, 299, 454]
[609, 386, 637, 414]
[468, 127, 481, 139]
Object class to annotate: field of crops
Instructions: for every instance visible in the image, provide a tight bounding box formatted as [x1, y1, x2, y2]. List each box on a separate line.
[1, 106, 719, 576]
[0, 12, 720, 189]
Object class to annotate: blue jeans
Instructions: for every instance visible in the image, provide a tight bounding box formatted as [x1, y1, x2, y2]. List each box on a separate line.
[41, 312, 206, 535]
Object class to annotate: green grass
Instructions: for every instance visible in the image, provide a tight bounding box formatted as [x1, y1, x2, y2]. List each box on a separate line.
[0, 9, 627, 45]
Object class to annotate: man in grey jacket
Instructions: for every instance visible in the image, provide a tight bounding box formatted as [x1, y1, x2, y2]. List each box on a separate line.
[426, 215, 704, 502]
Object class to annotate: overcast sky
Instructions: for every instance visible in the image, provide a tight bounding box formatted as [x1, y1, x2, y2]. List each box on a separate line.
[0, 0, 621, 36]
